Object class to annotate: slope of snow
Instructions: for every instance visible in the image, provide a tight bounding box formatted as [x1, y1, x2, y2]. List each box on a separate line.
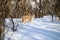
[4, 15, 60, 40]
[41, 15, 59, 22]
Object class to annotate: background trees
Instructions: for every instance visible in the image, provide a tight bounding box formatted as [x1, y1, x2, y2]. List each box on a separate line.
[0, 0, 60, 18]
[0, 0, 60, 27]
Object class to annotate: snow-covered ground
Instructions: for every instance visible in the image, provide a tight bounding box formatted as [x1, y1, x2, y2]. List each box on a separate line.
[4, 15, 60, 40]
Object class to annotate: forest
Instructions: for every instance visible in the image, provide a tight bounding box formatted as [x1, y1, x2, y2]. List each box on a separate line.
[0, 0, 60, 22]
[0, 0, 60, 40]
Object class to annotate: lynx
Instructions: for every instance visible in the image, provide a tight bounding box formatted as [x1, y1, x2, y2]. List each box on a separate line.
[21, 14, 35, 24]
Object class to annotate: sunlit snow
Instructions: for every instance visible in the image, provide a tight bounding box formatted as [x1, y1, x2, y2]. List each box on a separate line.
[4, 15, 60, 40]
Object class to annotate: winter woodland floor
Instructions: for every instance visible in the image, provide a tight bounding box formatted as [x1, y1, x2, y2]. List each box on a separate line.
[4, 15, 60, 40]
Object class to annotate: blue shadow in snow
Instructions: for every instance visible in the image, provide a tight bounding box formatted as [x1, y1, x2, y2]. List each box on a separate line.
[21, 25, 60, 40]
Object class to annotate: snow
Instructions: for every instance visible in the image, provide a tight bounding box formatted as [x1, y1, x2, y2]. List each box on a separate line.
[41, 15, 59, 22]
[4, 15, 60, 40]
